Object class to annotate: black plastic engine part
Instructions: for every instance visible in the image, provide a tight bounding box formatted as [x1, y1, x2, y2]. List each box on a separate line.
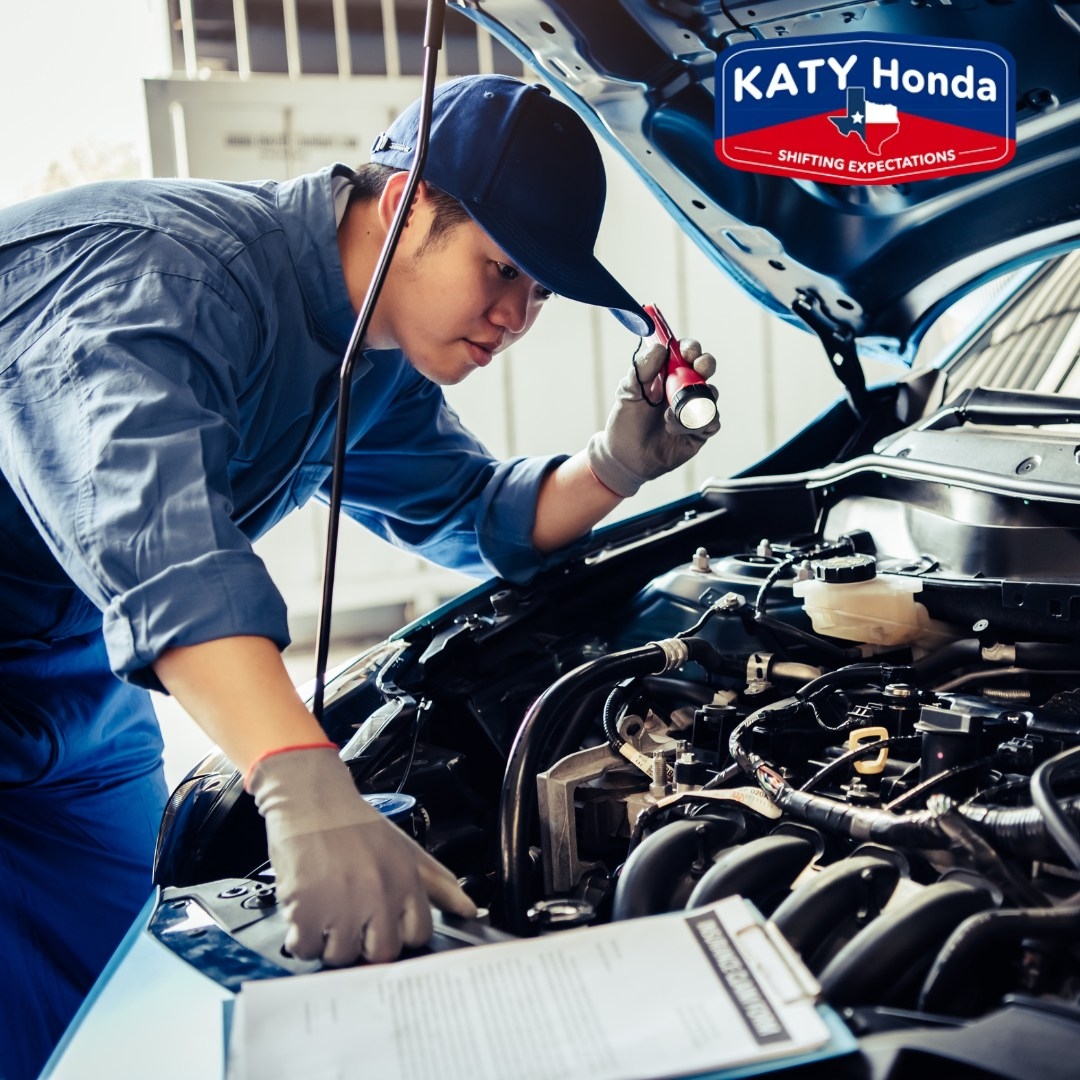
[770, 855, 903, 974]
[819, 880, 997, 1009]
[684, 832, 817, 916]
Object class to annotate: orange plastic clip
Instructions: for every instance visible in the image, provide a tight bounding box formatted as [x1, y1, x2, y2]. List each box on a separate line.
[849, 726, 890, 776]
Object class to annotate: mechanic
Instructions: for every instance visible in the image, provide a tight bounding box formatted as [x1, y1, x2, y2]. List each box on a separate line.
[0, 73, 720, 1079]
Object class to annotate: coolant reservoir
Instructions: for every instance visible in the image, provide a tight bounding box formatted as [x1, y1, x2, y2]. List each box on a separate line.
[792, 554, 952, 649]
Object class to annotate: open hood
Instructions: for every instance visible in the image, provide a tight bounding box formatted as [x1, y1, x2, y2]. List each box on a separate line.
[454, 0, 1080, 363]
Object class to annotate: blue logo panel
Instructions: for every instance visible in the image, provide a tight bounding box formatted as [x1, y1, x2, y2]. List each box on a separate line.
[716, 34, 1015, 184]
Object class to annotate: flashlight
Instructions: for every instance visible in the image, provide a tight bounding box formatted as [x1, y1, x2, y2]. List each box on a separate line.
[643, 304, 719, 431]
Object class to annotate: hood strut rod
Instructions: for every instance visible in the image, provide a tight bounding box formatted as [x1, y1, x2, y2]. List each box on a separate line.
[311, 0, 446, 725]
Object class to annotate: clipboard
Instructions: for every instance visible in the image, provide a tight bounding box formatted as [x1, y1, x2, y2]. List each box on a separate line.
[225, 895, 855, 1080]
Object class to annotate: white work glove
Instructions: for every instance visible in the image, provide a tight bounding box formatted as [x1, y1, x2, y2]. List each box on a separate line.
[586, 339, 721, 498]
[247, 745, 477, 965]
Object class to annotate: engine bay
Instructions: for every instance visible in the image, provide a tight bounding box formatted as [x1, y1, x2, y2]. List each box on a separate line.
[155, 419, 1080, 1077]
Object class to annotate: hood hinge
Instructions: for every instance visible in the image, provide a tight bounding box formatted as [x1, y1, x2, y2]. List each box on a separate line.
[792, 291, 870, 420]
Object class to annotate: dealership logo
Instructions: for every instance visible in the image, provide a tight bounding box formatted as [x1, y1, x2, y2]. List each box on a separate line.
[716, 34, 1015, 184]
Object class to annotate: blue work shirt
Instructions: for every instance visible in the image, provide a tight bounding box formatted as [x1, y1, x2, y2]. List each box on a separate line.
[0, 164, 565, 689]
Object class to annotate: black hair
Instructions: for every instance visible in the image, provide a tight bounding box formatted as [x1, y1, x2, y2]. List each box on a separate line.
[350, 162, 472, 254]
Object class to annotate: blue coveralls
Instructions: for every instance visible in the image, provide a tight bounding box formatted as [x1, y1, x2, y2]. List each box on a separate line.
[0, 164, 565, 1079]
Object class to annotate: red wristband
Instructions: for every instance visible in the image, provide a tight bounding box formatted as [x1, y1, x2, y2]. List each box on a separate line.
[587, 460, 624, 499]
[244, 741, 337, 789]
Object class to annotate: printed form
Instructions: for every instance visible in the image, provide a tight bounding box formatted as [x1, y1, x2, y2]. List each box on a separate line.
[226, 896, 848, 1080]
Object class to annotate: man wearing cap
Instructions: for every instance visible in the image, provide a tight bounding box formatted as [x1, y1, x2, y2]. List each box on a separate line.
[0, 74, 719, 1078]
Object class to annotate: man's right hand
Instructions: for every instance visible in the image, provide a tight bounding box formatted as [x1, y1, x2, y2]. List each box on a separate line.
[246, 744, 477, 965]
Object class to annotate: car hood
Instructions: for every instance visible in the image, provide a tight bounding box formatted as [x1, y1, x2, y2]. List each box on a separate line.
[454, 0, 1080, 364]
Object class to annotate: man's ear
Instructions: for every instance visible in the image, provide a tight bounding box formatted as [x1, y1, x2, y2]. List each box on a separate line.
[377, 173, 427, 232]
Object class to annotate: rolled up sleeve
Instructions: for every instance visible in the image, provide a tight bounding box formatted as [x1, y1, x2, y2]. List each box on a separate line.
[0, 256, 290, 689]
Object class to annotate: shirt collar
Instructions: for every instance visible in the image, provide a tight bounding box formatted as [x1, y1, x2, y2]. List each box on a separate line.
[275, 163, 359, 347]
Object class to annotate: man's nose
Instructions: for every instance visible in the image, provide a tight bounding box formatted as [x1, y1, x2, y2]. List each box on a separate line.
[489, 286, 531, 335]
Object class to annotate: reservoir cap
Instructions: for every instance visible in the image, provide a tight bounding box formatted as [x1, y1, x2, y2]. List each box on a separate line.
[364, 792, 418, 824]
[813, 553, 877, 583]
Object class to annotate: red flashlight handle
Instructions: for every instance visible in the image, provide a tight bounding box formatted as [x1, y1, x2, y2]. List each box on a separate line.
[642, 303, 717, 430]
[644, 303, 701, 392]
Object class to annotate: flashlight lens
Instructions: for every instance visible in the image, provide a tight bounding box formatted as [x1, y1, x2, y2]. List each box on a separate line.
[676, 395, 718, 430]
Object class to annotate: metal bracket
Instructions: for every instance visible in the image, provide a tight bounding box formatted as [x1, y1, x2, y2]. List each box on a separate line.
[792, 290, 870, 420]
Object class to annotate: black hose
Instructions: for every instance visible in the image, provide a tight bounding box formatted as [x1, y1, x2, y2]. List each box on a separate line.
[729, 692, 1080, 861]
[795, 663, 914, 701]
[911, 639, 982, 683]
[912, 639, 1080, 689]
[961, 800, 1080, 862]
[919, 904, 1080, 1015]
[499, 636, 724, 935]
[640, 676, 719, 706]
[750, 613, 864, 664]
[1027, 715, 1080, 738]
[1031, 745, 1080, 870]
[1017, 642, 1080, 667]
[601, 679, 639, 752]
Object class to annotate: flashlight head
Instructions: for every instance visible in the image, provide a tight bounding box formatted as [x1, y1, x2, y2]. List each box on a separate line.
[671, 383, 719, 430]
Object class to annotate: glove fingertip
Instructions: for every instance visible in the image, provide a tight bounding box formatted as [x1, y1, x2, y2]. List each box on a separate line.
[284, 922, 323, 962]
[678, 338, 702, 362]
[429, 875, 479, 919]
[635, 342, 667, 380]
[693, 353, 717, 379]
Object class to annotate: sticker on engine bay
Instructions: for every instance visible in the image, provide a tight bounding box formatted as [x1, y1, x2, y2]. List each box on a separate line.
[715, 33, 1015, 185]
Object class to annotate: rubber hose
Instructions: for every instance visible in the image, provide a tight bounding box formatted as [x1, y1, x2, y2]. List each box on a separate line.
[919, 905, 1080, 1016]
[819, 880, 995, 1008]
[960, 800, 1080, 863]
[911, 639, 982, 683]
[500, 637, 723, 935]
[795, 663, 914, 701]
[912, 639, 1079, 685]
[602, 679, 639, 752]
[1031, 745, 1080, 870]
[730, 688, 1080, 863]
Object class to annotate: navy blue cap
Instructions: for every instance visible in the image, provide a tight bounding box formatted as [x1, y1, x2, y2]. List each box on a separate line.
[370, 74, 652, 337]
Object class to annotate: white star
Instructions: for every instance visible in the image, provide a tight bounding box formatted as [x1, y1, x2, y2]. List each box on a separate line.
[852, 111, 864, 124]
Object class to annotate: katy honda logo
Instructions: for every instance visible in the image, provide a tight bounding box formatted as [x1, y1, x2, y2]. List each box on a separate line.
[716, 34, 1015, 185]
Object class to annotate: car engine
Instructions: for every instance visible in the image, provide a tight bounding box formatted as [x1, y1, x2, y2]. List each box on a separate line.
[155, 381, 1080, 1075]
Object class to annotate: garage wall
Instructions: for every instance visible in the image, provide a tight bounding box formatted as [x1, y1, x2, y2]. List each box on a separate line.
[144, 72, 844, 643]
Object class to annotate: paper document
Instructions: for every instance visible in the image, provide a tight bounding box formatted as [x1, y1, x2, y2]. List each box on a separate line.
[226, 896, 845, 1080]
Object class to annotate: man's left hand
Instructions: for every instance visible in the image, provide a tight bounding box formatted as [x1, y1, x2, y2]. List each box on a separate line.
[585, 339, 721, 498]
